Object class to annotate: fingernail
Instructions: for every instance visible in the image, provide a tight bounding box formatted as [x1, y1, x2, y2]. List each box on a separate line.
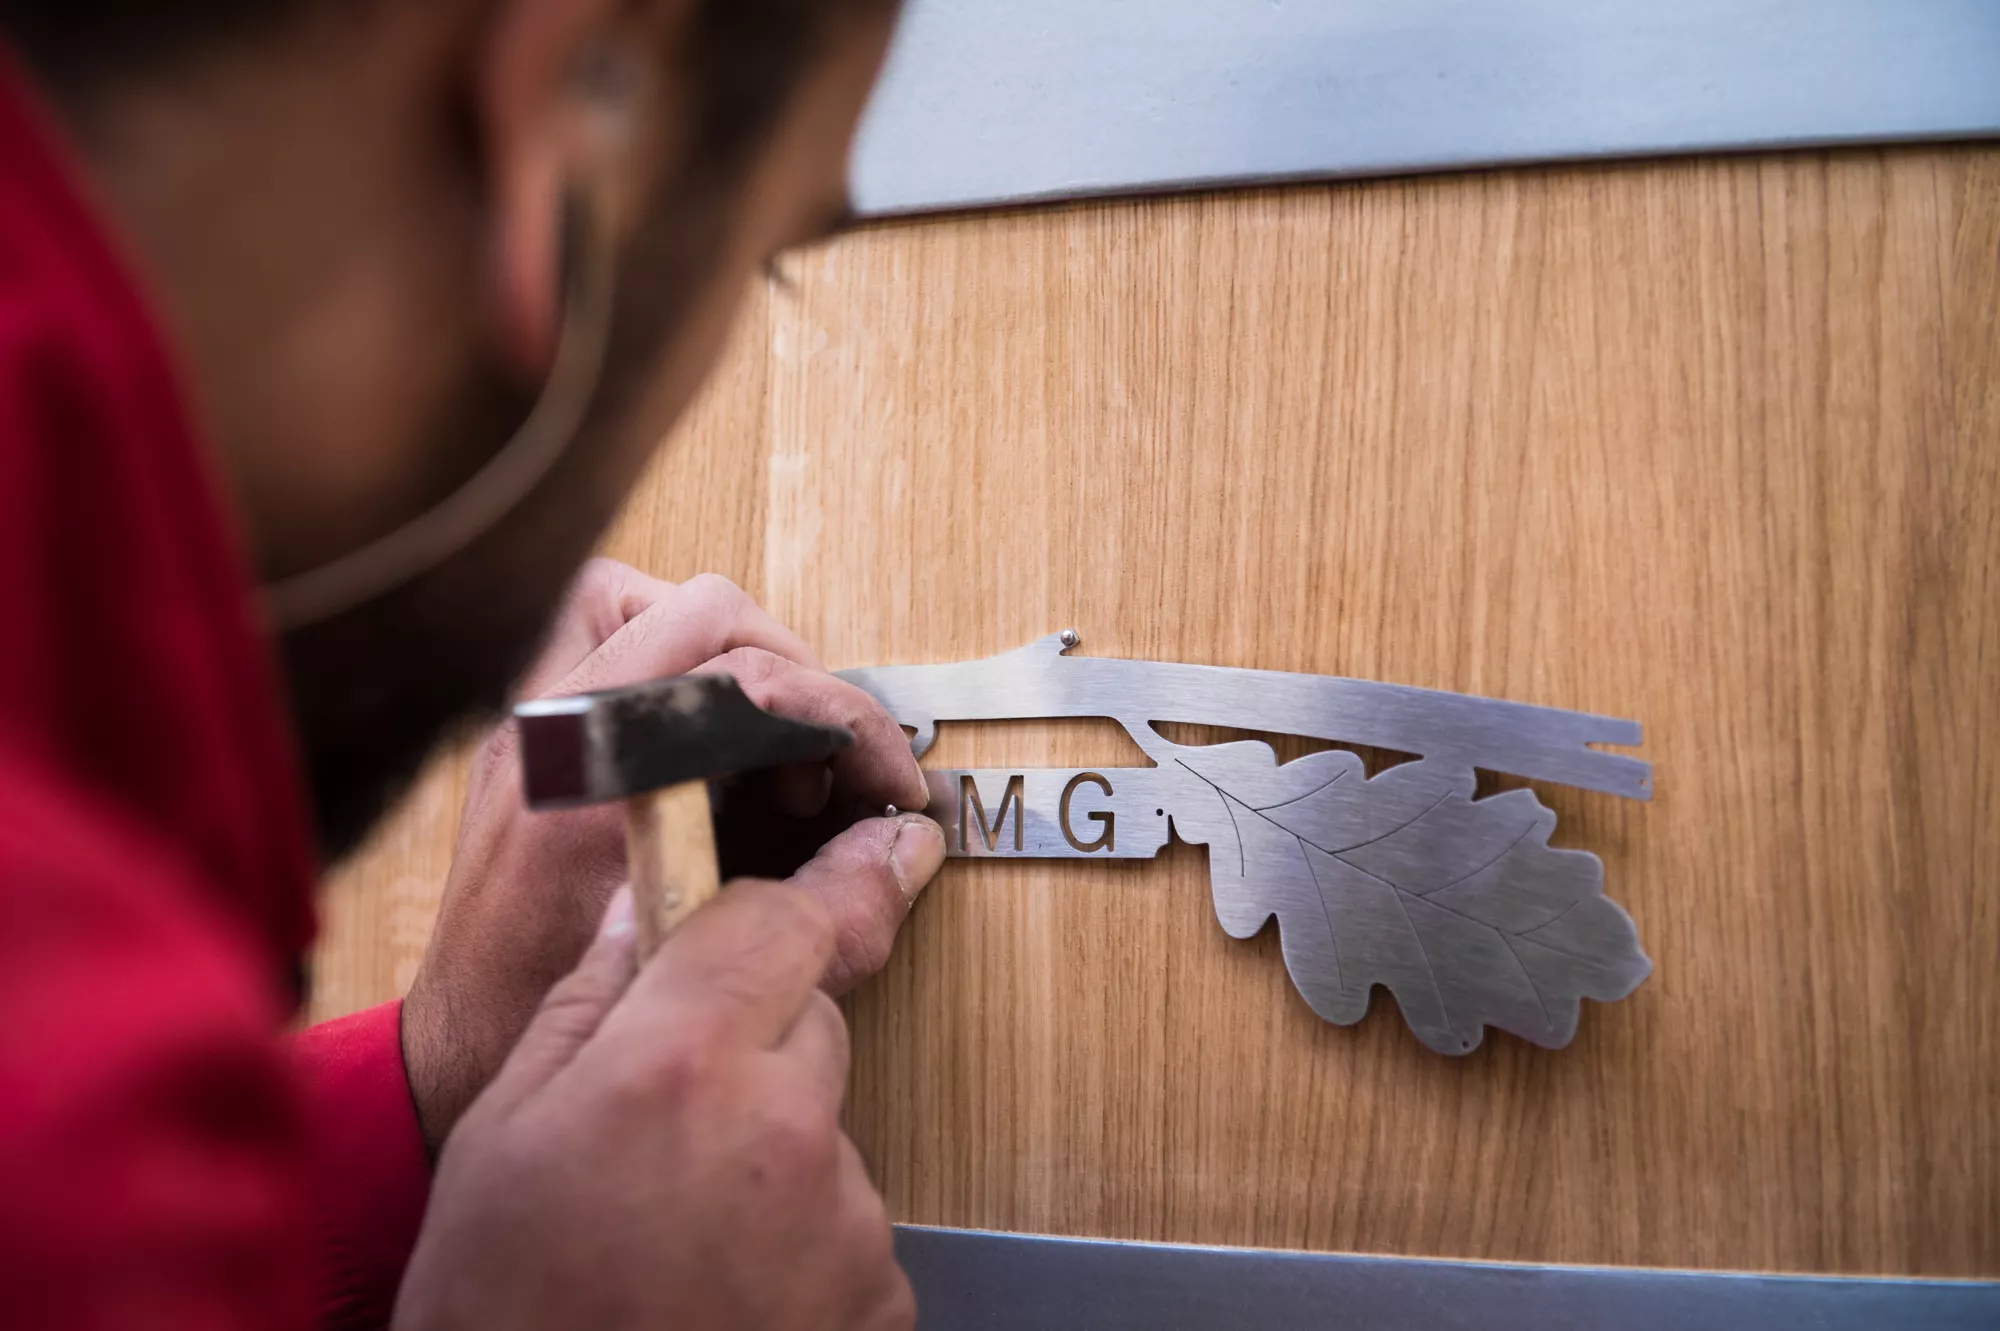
[889, 818, 946, 906]
[904, 760, 932, 812]
[600, 886, 635, 938]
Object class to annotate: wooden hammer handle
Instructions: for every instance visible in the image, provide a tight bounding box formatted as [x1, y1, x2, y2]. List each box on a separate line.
[625, 780, 721, 960]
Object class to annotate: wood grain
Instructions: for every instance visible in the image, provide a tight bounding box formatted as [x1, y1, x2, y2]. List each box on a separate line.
[315, 148, 2000, 1277]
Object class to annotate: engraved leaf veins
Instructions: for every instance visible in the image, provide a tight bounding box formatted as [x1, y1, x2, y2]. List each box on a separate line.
[1159, 741, 1652, 1054]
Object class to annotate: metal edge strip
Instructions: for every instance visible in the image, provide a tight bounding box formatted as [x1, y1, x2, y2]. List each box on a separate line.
[851, 0, 2000, 217]
[894, 1226, 2000, 1330]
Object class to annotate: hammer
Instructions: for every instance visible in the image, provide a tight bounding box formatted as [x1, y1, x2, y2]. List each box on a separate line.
[514, 675, 855, 957]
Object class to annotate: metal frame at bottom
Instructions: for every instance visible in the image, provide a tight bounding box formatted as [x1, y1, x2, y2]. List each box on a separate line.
[895, 1225, 2000, 1330]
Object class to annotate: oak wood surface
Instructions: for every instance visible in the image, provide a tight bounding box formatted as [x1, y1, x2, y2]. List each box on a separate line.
[313, 147, 2000, 1278]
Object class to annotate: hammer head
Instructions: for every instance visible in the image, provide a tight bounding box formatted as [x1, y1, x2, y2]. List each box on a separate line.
[514, 675, 854, 811]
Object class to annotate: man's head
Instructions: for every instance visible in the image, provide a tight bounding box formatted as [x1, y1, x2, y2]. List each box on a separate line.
[1, 0, 900, 858]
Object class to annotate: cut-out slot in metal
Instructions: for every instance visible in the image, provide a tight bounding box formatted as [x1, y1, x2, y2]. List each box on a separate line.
[842, 633, 1653, 1054]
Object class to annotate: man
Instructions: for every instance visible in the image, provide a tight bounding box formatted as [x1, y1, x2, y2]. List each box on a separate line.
[0, 0, 945, 1327]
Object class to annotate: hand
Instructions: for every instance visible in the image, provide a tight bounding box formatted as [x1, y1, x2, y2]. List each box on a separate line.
[402, 560, 942, 1153]
[394, 884, 913, 1331]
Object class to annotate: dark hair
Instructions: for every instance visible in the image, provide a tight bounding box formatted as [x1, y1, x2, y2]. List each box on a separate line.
[1, 1, 894, 165]
[1, 1, 329, 88]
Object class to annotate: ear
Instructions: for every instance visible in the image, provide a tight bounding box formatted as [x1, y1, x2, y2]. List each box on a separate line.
[475, 0, 627, 377]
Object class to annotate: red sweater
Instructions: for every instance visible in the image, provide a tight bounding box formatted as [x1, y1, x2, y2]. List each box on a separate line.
[0, 56, 429, 1331]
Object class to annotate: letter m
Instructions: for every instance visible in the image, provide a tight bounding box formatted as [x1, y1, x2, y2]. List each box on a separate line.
[959, 774, 1026, 853]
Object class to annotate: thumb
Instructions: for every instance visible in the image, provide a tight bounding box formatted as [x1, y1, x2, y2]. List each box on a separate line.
[485, 888, 638, 1104]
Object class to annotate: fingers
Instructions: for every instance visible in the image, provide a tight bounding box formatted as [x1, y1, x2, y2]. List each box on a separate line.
[834, 1136, 916, 1331]
[609, 880, 836, 1053]
[774, 989, 851, 1112]
[590, 809, 939, 1081]
[514, 559, 680, 700]
[486, 888, 639, 1104]
[551, 574, 824, 700]
[862, 1276, 919, 1331]
[788, 815, 946, 995]
[508, 565, 924, 810]
[700, 647, 929, 813]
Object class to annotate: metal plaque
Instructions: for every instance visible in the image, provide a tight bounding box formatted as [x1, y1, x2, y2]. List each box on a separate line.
[851, 0, 2000, 217]
[841, 633, 1652, 1054]
[893, 1226, 2000, 1331]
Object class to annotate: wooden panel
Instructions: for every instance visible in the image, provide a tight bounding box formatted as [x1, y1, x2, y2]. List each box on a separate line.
[314, 148, 2000, 1278]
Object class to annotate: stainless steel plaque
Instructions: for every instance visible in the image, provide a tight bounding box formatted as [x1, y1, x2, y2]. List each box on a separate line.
[852, 0, 2000, 217]
[841, 633, 1652, 1054]
[894, 1226, 2000, 1331]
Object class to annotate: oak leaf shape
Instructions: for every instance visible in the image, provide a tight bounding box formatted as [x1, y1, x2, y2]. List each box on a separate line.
[1160, 741, 1651, 1054]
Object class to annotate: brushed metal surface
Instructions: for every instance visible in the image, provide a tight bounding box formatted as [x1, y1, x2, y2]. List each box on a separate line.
[851, 0, 2000, 216]
[842, 635, 1652, 1053]
[925, 768, 1177, 859]
[843, 633, 1650, 799]
[893, 1226, 2000, 1331]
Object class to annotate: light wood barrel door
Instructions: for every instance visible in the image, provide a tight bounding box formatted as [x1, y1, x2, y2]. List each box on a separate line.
[314, 146, 2000, 1279]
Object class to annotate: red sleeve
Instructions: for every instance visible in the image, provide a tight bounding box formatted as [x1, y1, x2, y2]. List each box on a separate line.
[0, 764, 315, 1331]
[291, 1003, 432, 1331]
[0, 766, 433, 1331]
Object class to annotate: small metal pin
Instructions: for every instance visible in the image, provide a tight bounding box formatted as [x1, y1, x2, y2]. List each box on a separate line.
[1059, 628, 1080, 649]
[884, 805, 900, 818]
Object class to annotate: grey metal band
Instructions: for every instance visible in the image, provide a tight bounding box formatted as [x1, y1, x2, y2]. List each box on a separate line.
[852, 0, 2000, 216]
[894, 1226, 2000, 1330]
[841, 634, 1649, 800]
[843, 635, 1653, 1054]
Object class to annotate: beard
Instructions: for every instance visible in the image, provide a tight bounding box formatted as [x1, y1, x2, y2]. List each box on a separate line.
[278, 182, 732, 865]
